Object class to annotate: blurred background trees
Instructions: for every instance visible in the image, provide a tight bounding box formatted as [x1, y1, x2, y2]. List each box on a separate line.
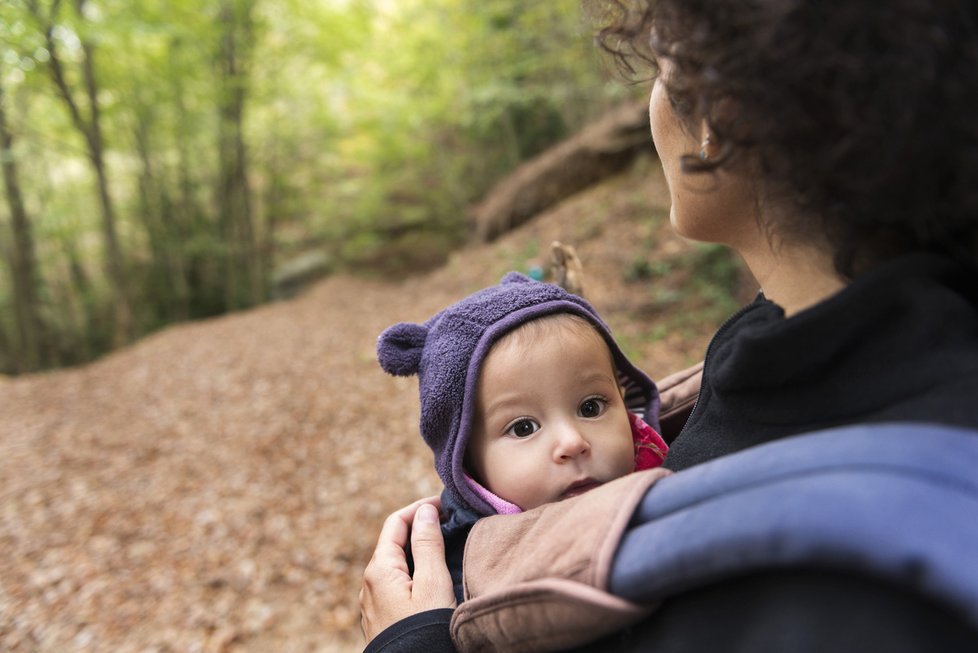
[0, 0, 634, 374]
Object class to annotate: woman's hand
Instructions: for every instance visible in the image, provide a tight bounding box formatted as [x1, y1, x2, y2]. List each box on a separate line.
[359, 496, 457, 643]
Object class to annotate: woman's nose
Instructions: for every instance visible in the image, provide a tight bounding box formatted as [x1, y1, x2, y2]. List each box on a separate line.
[552, 425, 591, 462]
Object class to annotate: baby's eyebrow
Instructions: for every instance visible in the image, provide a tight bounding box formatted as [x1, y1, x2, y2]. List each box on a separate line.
[578, 371, 619, 387]
[480, 392, 530, 422]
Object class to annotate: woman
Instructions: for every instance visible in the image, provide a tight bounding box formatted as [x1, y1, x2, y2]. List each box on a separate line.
[360, 0, 978, 650]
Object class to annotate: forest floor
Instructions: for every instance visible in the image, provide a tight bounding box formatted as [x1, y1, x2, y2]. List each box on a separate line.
[0, 156, 749, 652]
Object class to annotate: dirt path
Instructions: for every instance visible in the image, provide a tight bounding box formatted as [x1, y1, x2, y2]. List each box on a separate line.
[0, 160, 729, 652]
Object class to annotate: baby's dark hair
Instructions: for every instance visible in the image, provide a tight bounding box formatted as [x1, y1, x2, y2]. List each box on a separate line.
[586, 0, 978, 277]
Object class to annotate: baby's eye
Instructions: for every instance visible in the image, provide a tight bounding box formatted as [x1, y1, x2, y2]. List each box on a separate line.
[505, 418, 540, 439]
[579, 398, 607, 418]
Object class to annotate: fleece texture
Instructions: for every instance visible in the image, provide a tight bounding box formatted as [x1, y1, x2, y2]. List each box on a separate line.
[377, 272, 660, 515]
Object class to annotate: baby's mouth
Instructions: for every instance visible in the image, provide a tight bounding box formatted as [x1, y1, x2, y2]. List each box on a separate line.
[559, 478, 602, 501]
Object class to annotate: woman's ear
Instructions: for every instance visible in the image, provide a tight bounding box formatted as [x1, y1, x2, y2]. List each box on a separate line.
[702, 97, 743, 158]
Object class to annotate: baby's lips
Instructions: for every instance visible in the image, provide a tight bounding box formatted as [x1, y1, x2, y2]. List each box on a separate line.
[558, 478, 602, 501]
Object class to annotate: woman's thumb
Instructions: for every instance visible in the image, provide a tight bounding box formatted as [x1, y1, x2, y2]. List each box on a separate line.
[410, 503, 445, 557]
[409, 503, 456, 606]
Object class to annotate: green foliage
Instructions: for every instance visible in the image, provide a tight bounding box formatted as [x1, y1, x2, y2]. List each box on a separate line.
[634, 243, 741, 334]
[492, 239, 542, 281]
[0, 0, 621, 373]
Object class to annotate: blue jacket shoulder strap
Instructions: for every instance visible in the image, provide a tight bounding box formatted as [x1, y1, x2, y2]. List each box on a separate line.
[610, 423, 978, 628]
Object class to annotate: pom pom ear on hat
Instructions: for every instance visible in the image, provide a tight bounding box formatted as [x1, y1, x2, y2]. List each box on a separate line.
[377, 322, 428, 376]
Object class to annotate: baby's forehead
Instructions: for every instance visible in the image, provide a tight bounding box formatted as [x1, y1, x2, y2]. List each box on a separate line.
[486, 313, 618, 377]
[497, 312, 606, 349]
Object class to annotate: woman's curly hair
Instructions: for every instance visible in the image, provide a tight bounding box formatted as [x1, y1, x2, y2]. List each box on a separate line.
[586, 0, 978, 277]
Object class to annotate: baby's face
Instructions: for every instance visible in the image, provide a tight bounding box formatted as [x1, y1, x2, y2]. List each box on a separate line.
[466, 320, 635, 511]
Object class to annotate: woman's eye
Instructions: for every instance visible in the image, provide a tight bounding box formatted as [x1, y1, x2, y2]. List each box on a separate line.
[506, 419, 539, 439]
[579, 398, 606, 418]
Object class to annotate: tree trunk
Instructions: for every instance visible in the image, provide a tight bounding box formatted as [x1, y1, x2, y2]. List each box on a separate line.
[65, 241, 97, 362]
[134, 110, 190, 322]
[217, 0, 261, 310]
[78, 14, 132, 346]
[168, 37, 219, 317]
[472, 98, 652, 242]
[90, 137, 133, 346]
[261, 158, 281, 291]
[33, 0, 133, 346]
[0, 72, 44, 372]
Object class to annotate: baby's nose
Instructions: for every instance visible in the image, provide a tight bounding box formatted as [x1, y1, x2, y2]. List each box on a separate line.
[553, 426, 591, 461]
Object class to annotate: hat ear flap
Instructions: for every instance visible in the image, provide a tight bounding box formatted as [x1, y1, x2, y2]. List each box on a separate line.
[377, 322, 428, 376]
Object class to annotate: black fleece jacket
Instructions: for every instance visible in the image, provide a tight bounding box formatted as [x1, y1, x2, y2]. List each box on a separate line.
[365, 253, 978, 653]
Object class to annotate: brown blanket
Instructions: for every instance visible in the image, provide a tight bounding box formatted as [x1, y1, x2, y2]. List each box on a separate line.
[451, 468, 671, 652]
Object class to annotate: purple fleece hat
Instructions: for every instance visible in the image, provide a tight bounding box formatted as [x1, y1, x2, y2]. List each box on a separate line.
[376, 272, 660, 515]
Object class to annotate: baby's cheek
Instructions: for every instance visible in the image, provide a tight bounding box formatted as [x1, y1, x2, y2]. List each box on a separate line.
[617, 438, 639, 474]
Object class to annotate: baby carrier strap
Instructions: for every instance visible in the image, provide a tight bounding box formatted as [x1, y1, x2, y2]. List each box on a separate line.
[611, 423, 978, 628]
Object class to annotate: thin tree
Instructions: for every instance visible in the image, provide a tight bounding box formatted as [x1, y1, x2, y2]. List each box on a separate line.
[216, 0, 261, 309]
[132, 95, 190, 322]
[0, 63, 44, 371]
[27, 0, 132, 346]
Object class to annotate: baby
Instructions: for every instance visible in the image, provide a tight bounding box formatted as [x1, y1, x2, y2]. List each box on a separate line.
[376, 272, 667, 600]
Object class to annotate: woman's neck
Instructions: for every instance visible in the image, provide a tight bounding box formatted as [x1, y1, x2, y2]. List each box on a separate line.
[738, 240, 846, 317]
